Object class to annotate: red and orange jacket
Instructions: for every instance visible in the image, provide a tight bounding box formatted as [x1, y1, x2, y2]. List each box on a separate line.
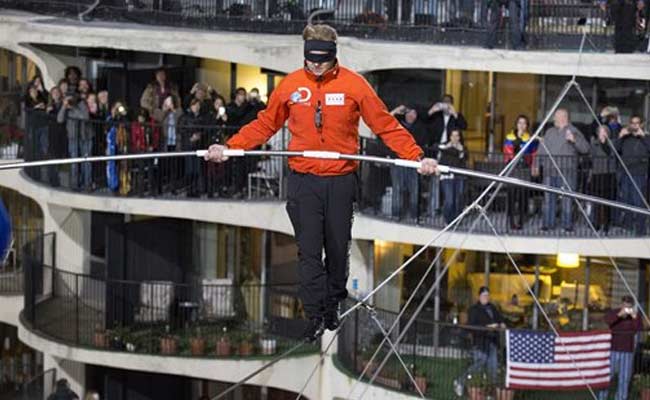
[227, 63, 423, 176]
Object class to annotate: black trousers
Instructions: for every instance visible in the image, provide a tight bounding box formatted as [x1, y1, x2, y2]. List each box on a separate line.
[286, 171, 357, 319]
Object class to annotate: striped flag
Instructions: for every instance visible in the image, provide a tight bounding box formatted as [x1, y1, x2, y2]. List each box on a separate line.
[506, 329, 611, 390]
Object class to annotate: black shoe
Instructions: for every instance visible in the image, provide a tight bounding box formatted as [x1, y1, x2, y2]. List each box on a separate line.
[302, 318, 324, 342]
[323, 309, 340, 331]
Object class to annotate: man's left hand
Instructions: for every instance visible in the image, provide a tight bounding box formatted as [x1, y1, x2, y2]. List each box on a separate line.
[418, 158, 438, 175]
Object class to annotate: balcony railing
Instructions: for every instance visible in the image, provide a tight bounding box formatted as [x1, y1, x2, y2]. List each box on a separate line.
[21, 238, 316, 358]
[0, 230, 52, 295]
[16, 111, 650, 239]
[0, 368, 56, 400]
[338, 300, 650, 399]
[0, 0, 619, 51]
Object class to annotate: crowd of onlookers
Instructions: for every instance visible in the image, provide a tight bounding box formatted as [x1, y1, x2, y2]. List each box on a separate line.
[20, 64, 650, 235]
[23, 66, 266, 198]
[387, 96, 649, 234]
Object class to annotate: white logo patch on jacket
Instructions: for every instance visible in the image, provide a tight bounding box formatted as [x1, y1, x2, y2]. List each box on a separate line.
[325, 93, 345, 106]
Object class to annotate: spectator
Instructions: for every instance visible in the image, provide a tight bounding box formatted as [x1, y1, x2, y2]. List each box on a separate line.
[131, 108, 160, 196]
[438, 129, 467, 224]
[180, 98, 208, 197]
[389, 105, 426, 220]
[591, 105, 622, 140]
[161, 95, 183, 152]
[614, 115, 650, 234]
[84, 391, 100, 400]
[426, 95, 466, 217]
[226, 87, 251, 128]
[598, 295, 643, 400]
[97, 90, 110, 120]
[184, 82, 214, 115]
[46, 87, 66, 173]
[78, 79, 93, 100]
[600, 0, 645, 53]
[47, 379, 79, 400]
[503, 115, 537, 229]
[64, 66, 82, 95]
[58, 94, 89, 190]
[453, 286, 505, 397]
[106, 101, 129, 194]
[160, 95, 183, 193]
[140, 67, 180, 121]
[533, 109, 589, 232]
[58, 79, 69, 100]
[637, 0, 649, 49]
[26, 75, 48, 105]
[426, 94, 467, 148]
[589, 125, 616, 233]
[243, 87, 266, 125]
[486, 0, 526, 49]
[24, 82, 49, 179]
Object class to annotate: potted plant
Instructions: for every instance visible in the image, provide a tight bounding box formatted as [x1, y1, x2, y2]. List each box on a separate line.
[495, 369, 515, 400]
[259, 336, 277, 355]
[236, 332, 256, 356]
[413, 373, 427, 395]
[215, 327, 232, 357]
[638, 374, 650, 400]
[466, 373, 487, 400]
[159, 325, 179, 355]
[189, 327, 206, 356]
[93, 324, 109, 348]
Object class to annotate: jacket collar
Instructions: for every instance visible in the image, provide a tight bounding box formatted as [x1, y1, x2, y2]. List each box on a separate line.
[303, 60, 340, 84]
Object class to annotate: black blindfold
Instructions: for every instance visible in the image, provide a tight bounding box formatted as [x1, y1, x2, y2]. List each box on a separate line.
[304, 40, 337, 63]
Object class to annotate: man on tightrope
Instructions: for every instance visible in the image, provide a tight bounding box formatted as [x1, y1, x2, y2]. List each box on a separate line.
[204, 24, 438, 341]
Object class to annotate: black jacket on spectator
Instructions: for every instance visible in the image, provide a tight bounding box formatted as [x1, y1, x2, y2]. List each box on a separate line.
[615, 133, 650, 176]
[437, 143, 467, 169]
[427, 111, 468, 149]
[468, 302, 504, 349]
[608, 0, 642, 53]
[179, 111, 208, 150]
[242, 100, 266, 126]
[226, 101, 252, 128]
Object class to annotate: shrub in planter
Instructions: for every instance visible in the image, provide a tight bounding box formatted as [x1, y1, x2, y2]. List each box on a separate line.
[466, 374, 487, 400]
[189, 328, 206, 356]
[414, 375, 427, 395]
[214, 327, 232, 356]
[495, 369, 515, 400]
[237, 332, 256, 356]
[93, 325, 109, 348]
[159, 326, 179, 355]
[638, 374, 650, 400]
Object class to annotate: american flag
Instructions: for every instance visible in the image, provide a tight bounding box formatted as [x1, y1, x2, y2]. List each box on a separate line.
[506, 329, 612, 390]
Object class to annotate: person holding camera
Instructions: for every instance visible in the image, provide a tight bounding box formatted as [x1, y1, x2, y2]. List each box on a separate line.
[599, 295, 643, 400]
[426, 95, 466, 217]
[615, 115, 650, 233]
[57, 94, 89, 191]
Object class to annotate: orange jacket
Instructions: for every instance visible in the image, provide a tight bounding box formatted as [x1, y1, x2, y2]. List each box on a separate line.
[227, 63, 423, 176]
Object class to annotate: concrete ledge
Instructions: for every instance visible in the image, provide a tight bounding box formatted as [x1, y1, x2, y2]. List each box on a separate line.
[0, 10, 649, 79]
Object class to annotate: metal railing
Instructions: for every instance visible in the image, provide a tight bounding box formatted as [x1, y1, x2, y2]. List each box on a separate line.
[0, 230, 53, 295]
[16, 111, 650, 238]
[0, 0, 622, 51]
[338, 300, 650, 399]
[0, 368, 56, 400]
[22, 242, 316, 358]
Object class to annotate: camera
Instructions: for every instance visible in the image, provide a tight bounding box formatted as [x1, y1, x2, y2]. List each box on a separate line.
[218, 106, 226, 116]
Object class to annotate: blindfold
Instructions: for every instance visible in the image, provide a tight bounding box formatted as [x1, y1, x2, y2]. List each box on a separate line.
[304, 40, 337, 63]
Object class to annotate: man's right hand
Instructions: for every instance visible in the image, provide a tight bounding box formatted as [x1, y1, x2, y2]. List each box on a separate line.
[620, 128, 630, 138]
[204, 144, 229, 163]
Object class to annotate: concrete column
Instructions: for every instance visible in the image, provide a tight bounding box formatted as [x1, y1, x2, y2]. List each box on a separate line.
[347, 239, 373, 300]
[42, 204, 91, 275]
[43, 354, 86, 399]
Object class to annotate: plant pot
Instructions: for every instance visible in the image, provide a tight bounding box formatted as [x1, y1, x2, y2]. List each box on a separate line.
[190, 337, 206, 356]
[238, 341, 254, 356]
[414, 375, 427, 394]
[215, 338, 231, 356]
[260, 338, 276, 355]
[467, 386, 486, 400]
[641, 388, 650, 400]
[360, 360, 377, 377]
[375, 376, 401, 389]
[496, 387, 515, 400]
[93, 331, 109, 348]
[160, 337, 178, 355]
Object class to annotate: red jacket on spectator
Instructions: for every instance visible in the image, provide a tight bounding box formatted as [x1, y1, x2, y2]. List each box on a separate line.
[604, 308, 643, 352]
[130, 118, 160, 153]
[227, 63, 423, 176]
